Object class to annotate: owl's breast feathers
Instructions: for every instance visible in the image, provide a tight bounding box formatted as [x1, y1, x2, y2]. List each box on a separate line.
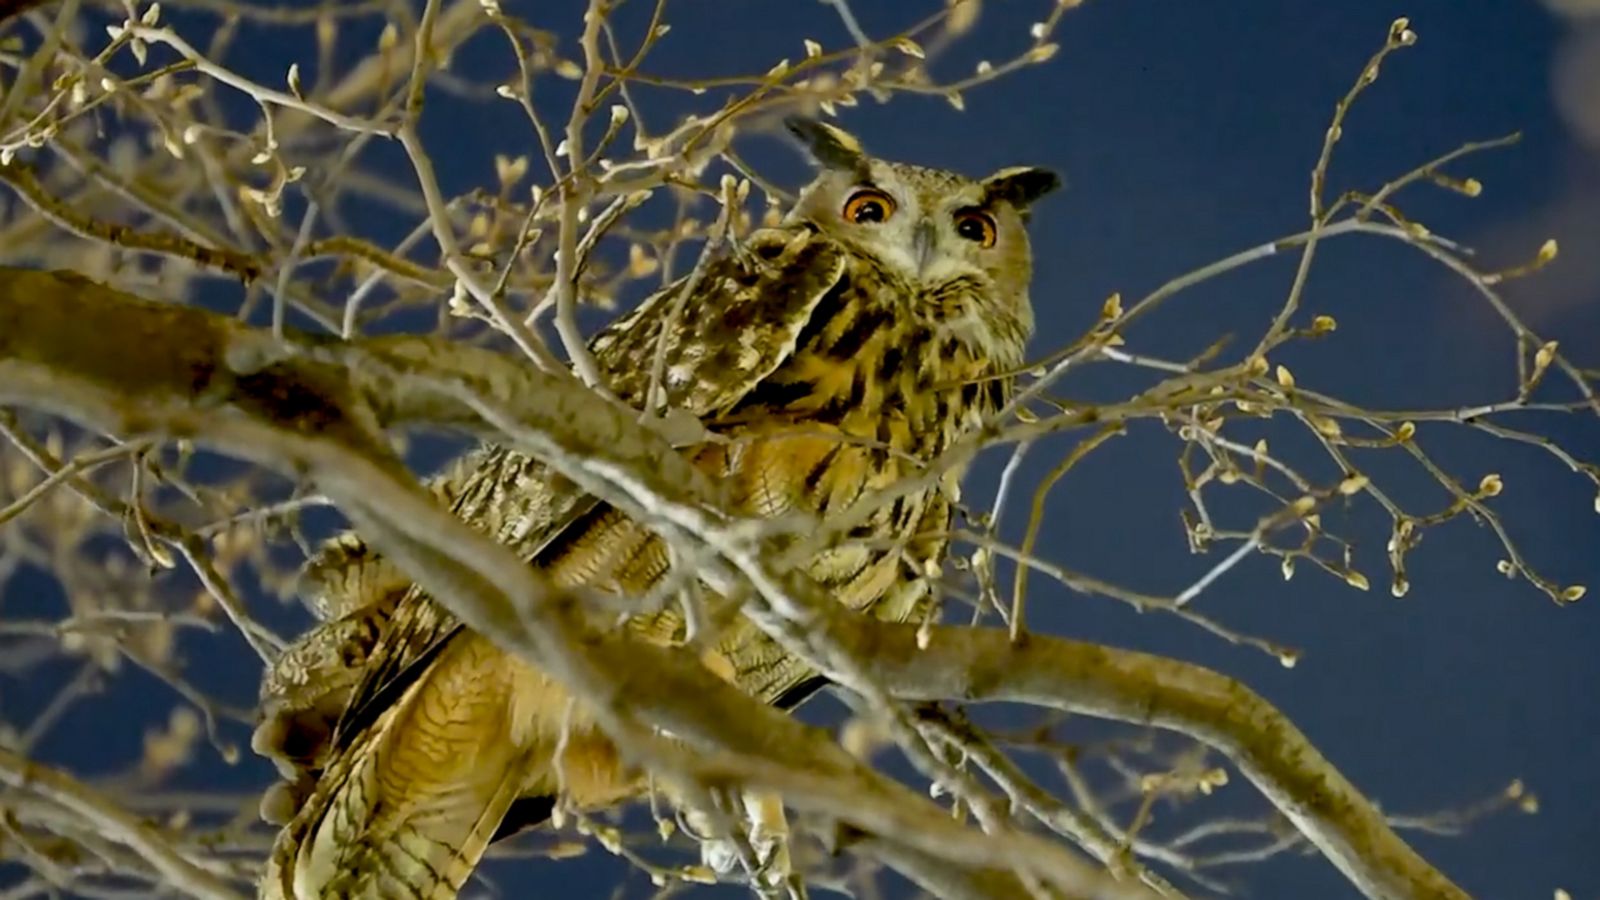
[257, 225, 1028, 899]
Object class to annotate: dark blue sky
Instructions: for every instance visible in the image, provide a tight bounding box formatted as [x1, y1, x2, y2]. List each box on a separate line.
[5, 2, 1599, 898]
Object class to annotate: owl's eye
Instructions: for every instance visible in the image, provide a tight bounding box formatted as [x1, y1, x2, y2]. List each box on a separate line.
[842, 189, 896, 225]
[953, 210, 997, 248]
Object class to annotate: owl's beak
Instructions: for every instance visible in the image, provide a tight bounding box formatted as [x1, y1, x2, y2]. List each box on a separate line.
[912, 219, 937, 277]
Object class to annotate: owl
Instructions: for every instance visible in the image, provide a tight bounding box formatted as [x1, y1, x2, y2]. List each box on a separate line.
[254, 118, 1058, 899]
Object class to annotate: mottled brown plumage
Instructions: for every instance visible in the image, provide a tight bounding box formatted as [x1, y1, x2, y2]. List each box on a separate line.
[254, 119, 1058, 899]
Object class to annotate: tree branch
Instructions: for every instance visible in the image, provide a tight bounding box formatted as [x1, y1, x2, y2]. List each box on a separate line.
[0, 266, 1147, 900]
[840, 624, 1468, 900]
[0, 265, 1465, 900]
[0, 745, 244, 900]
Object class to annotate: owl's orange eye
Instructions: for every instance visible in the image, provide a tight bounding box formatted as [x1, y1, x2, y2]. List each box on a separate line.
[953, 209, 997, 248]
[842, 189, 896, 225]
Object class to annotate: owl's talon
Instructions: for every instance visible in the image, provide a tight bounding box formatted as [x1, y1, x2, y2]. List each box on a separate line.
[253, 698, 343, 780]
[259, 779, 300, 825]
[749, 836, 792, 889]
[250, 715, 298, 780]
[699, 835, 739, 875]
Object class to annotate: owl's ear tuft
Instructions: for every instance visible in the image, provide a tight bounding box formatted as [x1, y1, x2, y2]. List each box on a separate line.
[982, 166, 1062, 212]
[785, 117, 867, 173]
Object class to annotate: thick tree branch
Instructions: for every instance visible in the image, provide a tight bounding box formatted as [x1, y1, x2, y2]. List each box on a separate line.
[0, 745, 245, 900]
[837, 624, 1469, 900]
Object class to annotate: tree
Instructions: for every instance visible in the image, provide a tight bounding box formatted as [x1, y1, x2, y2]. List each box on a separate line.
[0, 2, 1593, 898]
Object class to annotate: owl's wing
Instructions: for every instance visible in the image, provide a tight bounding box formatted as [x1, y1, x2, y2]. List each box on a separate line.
[263, 633, 536, 900]
[594, 224, 846, 414]
[252, 449, 601, 787]
[265, 227, 847, 899]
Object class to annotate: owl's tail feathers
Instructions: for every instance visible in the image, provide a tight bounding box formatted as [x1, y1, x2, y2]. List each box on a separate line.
[259, 633, 538, 900]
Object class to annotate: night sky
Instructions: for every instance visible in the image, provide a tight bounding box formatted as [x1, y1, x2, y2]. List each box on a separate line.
[5, 2, 1600, 898]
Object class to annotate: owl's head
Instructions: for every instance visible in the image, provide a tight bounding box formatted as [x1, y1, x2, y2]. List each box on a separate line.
[783, 117, 1058, 329]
